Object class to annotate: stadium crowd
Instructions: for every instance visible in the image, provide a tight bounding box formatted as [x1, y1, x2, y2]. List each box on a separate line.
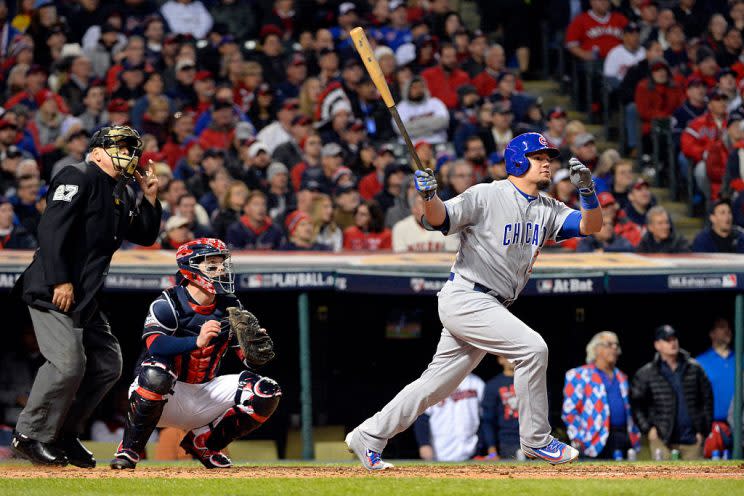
[0, 0, 740, 254]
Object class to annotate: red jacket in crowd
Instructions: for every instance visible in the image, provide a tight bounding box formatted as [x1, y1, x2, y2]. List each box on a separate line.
[342, 226, 392, 251]
[681, 112, 727, 163]
[687, 69, 717, 90]
[471, 69, 524, 98]
[199, 126, 235, 151]
[565, 10, 628, 58]
[359, 172, 383, 201]
[421, 65, 471, 109]
[634, 79, 685, 135]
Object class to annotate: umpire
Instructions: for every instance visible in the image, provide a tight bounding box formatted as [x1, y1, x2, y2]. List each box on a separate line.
[11, 126, 161, 467]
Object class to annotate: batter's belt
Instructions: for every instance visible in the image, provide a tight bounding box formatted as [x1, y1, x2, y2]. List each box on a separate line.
[448, 272, 514, 307]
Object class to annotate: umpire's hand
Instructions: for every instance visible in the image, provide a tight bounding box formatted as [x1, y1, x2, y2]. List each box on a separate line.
[52, 282, 75, 312]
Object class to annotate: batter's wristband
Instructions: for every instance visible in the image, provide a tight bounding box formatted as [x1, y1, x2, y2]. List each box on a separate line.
[579, 189, 599, 210]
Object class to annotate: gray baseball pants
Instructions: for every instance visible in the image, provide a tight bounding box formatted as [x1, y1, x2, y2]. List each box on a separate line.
[15, 306, 122, 442]
[355, 279, 553, 452]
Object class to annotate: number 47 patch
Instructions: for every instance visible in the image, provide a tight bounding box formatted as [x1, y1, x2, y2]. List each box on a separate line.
[52, 184, 79, 202]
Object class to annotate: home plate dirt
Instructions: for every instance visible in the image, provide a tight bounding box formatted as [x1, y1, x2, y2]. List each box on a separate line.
[0, 464, 742, 479]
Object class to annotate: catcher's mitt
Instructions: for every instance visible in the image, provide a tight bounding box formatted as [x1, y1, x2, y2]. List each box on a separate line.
[227, 307, 275, 367]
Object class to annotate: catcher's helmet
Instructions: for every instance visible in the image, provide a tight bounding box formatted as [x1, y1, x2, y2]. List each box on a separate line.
[176, 238, 235, 295]
[89, 125, 143, 181]
[504, 132, 560, 177]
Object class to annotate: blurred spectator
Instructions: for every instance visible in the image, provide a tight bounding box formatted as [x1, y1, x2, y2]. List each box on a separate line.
[274, 116, 311, 171]
[240, 141, 272, 192]
[623, 178, 653, 227]
[374, 164, 408, 214]
[359, 145, 395, 201]
[78, 85, 108, 132]
[571, 133, 599, 171]
[440, 160, 474, 201]
[279, 210, 329, 251]
[563, 331, 641, 459]
[290, 133, 321, 192]
[175, 193, 213, 238]
[0, 325, 41, 426]
[673, 0, 706, 39]
[266, 161, 294, 222]
[703, 13, 728, 54]
[186, 148, 225, 199]
[140, 96, 171, 146]
[0, 197, 36, 249]
[256, 99, 298, 154]
[50, 129, 89, 179]
[160, 215, 195, 250]
[132, 72, 173, 130]
[160, 0, 213, 40]
[472, 44, 511, 98]
[480, 356, 519, 460]
[414, 374, 484, 462]
[619, 40, 663, 152]
[343, 200, 392, 251]
[550, 169, 578, 209]
[311, 193, 342, 252]
[211, 181, 248, 240]
[689, 47, 719, 90]
[664, 23, 688, 73]
[10, 174, 41, 238]
[209, 0, 257, 43]
[226, 190, 284, 250]
[637, 206, 690, 253]
[635, 59, 684, 138]
[421, 43, 471, 110]
[565, 0, 628, 62]
[543, 107, 568, 149]
[631, 325, 713, 460]
[672, 76, 707, 137]
[604, 22, 645, 88]
[592, 148, 622, 194]
[333, 184, 360, 230]
[392, 194, 458, 253]
[58, 55, 94, 116]
[249, 83, 277, 132]
[576, 214, 635, 253]
[483, 101, 515, 156]
[462, 136, 488, 183]
[395, 76, 449, 145]
[696, 318, 734, 427]
[199, 167, 232, 217]
[461, 30, 487, 79]
[692, 199, 744, 253]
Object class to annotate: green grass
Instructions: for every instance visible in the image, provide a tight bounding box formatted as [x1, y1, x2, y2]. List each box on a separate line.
[0, 478, 741, 496]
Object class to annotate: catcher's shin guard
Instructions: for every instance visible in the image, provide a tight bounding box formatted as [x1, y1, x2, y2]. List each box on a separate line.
[198, 371, 282, 452]
[120, 362, 176, 455]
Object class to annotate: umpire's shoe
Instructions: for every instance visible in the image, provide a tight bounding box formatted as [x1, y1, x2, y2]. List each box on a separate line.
[179, 430, 232, 469]
[345, 429, 394, 471]
[59, 436, 96, 468]
[11, 431, 68, 466]
[110, 443, 140, 470]
[521, 439, 579, 465]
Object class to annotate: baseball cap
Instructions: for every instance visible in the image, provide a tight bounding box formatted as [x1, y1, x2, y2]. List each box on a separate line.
[285, 210, 312, 235]
[203, 148, 225, 159]
[639, 0, 658, 8]
[729, 109, 744, 126]
[374, 45, 394, 60]
[267, 161, 289, 181]
[547, 106, 567, 120]
[259, 24, 283, 41]
[257, 83, 273, 96]
[632, 177, 650, 190]
[0, 119, 16, 130]
[654, 324, 677, 341]
[390, 0, 406, 10]
[281, 99, 300, 112]
[347, 119, 365, 132]
[175, 59, 196, 72]
[343, 58, 361, 70]
[299, 178, 323, 192]
[493, 100, 513, 115]
[165, 215, 190, 232]
[248, 141, 269, 158]
[696, 46, 716, 65]
[339, 1, 357, 16]
[649, 58, 670, 73]
[717, 67, 736, 81]
[686, 75, 705, 88]
[194, 70, 213, 82]
[624, 21, 641, 33]
[321, 142, 343, 158]
[107, 98, 130, 113]
[292, 115, 312, 127]
[597, 191, 617, 208]
[289, 53, 306, 66]
[552, 168, 570, 184]
[378, 143, 396, 156]
[101, 22, 119, 35]
[334, 184, 357, 196]
[4, 145, 22, 158]
[574, 132, 596, 147]
[235, 121, 255, 140]
[708, 88, 728, 101]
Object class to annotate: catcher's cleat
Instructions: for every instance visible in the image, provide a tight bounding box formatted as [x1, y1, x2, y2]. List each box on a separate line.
[521, 439, 579, 465]
[180, 430, 232, 469]
[345, 430, 394, 471]
[110, 444, 140, 470]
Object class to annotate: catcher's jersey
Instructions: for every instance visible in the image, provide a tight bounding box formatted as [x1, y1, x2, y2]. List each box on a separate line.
[443, 180, 577, 301]
[137, 285, 241, 384]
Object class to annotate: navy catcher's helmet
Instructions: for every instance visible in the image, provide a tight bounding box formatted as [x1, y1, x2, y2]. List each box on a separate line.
[504, 132, 560, 176]
[176, 238, 235, 294]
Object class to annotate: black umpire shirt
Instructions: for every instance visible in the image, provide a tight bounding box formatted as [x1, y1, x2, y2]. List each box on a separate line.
[17, 161, 162, 326]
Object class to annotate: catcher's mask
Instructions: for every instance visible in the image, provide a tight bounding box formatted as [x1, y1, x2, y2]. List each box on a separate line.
[176, 238, 235, 295]
[89, 125, 143, 182]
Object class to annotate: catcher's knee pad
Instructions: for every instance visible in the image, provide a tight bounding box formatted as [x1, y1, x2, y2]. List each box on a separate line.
[121, 361, 176, 454]
[200, 371, 282, 451]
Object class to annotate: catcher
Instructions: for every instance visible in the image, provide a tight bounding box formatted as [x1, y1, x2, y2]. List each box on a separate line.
[110, 238, 280, 470]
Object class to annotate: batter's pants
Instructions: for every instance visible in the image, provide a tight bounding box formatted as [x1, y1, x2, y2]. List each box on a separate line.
[15, 306, 122, 443]
[356, 279, 552, 451]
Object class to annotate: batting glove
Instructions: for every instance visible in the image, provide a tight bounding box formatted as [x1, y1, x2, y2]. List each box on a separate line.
[414, 168, 438, 201]
[568, 157, 594, 195]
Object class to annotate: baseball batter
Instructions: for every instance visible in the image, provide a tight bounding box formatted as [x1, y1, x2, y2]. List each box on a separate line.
[346, 132, 602, 469]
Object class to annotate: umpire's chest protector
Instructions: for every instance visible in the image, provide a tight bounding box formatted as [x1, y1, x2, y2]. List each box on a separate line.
[19, 161, 161, 325]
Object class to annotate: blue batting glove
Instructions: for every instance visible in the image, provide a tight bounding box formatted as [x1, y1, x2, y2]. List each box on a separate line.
[414, 168, 438, 201]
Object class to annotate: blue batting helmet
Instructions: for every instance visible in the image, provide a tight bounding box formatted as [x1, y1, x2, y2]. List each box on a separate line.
[504, 132, 560, 176]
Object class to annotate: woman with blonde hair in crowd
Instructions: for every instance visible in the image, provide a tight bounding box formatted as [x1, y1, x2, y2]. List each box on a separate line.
[211, 181, 249, 240]
[559, 120, 587, 158]
[299, 77, 321, 119]
[311, 193, 342, 251]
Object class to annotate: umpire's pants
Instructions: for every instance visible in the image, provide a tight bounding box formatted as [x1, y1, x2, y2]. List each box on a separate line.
[15, 306, 122, 442]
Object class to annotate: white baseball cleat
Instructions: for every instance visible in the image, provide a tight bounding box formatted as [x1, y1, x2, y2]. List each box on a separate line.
[521, 439, 579, 465]
[345, 430, 394, 471]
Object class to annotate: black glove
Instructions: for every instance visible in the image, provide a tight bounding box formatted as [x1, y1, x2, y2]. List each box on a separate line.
[228, 307, 275, 367]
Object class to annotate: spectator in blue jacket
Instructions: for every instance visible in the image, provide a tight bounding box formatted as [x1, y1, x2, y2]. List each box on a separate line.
[695, 318, 735, 424]
[225, 190, 284, 250]
[480, 356, 520, 459]
[692, 199, 744, 253]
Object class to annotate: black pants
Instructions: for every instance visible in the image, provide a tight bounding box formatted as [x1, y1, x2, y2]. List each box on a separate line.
[596, 427, 631, 459]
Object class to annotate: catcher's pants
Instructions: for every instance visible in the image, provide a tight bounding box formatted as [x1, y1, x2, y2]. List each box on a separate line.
[356, 279, 552, 452]
[129, 374, 241, 431]
[17, 307, 122, 442]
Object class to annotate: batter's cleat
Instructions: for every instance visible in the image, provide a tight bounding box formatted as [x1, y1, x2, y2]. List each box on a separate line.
[110, 444, 140, 470]
[345, 430, 394, 471]
[11, 431, 68, 466]
[179, 431, 232, 469]
[521, 439, 579, 465]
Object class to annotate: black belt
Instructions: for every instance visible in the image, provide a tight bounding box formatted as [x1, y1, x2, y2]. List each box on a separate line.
[449, 272, 513, 307]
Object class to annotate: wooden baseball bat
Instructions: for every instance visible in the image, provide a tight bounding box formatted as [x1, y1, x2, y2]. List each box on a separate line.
[349, 27, 426, 172]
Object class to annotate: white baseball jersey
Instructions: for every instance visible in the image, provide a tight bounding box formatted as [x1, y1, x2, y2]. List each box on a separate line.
[424, 374, 485, 461]
[392, 215, 460, 252]
[443, 180, 577, 300]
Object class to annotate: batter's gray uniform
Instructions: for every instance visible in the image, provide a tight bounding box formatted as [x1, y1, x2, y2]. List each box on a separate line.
[355, 179, 579, 451]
